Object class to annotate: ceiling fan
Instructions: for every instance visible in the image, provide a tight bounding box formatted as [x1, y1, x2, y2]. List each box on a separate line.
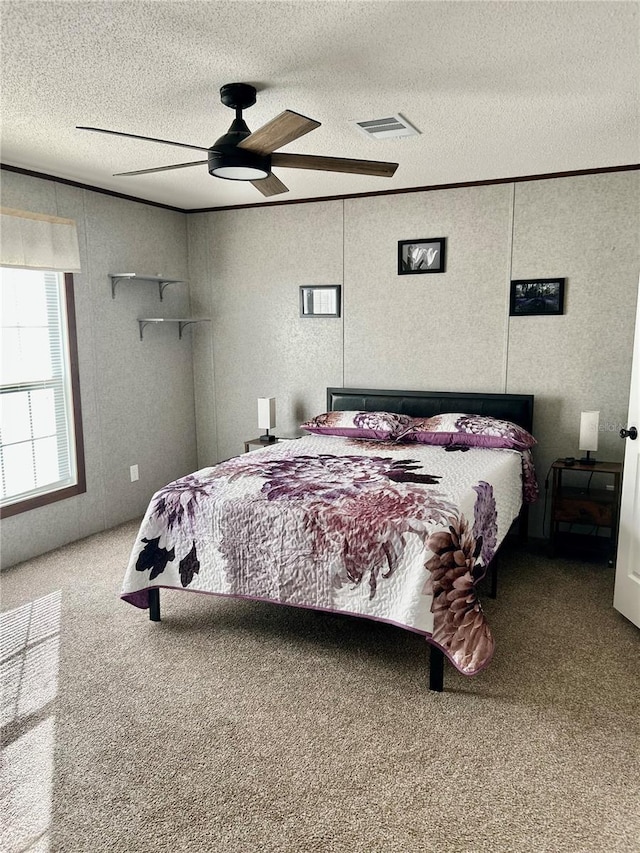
[77, 83, 399, 198]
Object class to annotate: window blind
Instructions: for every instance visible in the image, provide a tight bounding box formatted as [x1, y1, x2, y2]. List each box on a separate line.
[1, 268, 78, 507]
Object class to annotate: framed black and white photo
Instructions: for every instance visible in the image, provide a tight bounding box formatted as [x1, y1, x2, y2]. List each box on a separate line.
[398, 238, 446, 275]
[509, 278, 565, 316]
[300, 285, 341, 317]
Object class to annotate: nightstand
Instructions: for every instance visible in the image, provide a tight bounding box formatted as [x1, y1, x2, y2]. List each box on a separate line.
[550, 459, 622, 561]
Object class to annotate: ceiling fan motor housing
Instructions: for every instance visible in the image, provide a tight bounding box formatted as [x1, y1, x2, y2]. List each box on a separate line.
[208, 114, 271, 180]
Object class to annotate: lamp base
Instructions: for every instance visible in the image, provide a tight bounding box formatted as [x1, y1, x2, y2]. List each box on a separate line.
[579, 451, 597, 465]
[259, 432, 277, 443]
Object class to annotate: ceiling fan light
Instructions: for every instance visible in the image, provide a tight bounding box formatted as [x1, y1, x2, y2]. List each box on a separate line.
[211, 164, 269, 180]
[208, 146, 271, 182]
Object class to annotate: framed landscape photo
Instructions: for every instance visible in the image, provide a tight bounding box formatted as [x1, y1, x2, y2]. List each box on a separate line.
[398, 238, 446, 275]
[509, 278, 565, 316]
[300, 285, 341, 317]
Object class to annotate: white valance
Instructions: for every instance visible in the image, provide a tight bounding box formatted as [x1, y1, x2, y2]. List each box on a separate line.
[1, 207, 81, 272]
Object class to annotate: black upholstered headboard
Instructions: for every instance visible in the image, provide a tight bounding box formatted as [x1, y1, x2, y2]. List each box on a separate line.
[327, 387, 534, 433]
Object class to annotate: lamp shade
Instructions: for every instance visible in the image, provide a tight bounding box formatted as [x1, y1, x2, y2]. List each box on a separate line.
[579, 411, 599, 452]
[258, 397, 276, 430]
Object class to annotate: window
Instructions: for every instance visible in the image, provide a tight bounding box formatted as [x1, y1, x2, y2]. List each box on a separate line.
[1, 268, 85, 517]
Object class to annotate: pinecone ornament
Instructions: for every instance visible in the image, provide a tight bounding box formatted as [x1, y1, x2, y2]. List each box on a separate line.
[425, 517, 494, 674]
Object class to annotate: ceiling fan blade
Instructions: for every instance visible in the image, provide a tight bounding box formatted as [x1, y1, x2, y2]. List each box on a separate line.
[271, 152, 398, 177]
[114, 160, 208, 177]
[76, 126, 209, 152]
[251, 173, 290, 197]
[238, 111, 321, 155]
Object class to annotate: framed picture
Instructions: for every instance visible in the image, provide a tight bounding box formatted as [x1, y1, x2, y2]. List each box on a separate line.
[300, 285, 341, 317]
[398, 238, 446, 275]
[510, 278, 565, 316]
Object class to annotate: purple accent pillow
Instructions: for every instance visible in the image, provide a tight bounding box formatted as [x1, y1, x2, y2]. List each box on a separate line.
[301, 410, 413, 441]
[397, 413, 536, 450]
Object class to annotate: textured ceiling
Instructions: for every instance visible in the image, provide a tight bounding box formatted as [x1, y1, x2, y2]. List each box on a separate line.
[1, 1, 638, 211]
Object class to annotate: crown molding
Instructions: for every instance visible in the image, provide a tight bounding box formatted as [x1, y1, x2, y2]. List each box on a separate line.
[3, 162, 638, 216]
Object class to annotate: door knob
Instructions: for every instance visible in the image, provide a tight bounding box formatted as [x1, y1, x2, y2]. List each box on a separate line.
[620, 426, 638, 440]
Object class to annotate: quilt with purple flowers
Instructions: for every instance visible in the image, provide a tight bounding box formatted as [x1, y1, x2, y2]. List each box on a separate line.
[121, 435, 534, 676]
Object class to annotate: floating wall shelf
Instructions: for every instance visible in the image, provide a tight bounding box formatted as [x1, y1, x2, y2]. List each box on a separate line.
[109, 273, 186, 301]
[137, 318, 211, 340]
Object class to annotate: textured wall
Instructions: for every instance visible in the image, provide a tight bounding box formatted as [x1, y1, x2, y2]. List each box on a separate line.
[507, 171, 640, 532]
[192, 170, 639, 538]
[344, 185, 514, 390]
[187, 213, 218, 470]
[1, 172, 197, 568]
[188, 201, 344, 463]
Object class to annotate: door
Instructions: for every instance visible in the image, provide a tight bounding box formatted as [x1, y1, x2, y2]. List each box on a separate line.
[614, 276, 640, 627]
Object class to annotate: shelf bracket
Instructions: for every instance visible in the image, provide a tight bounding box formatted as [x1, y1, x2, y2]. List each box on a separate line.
[110, 275, 129, 300]
[158, 281, 173, 301]
[138, 320, 151, 341]
[179, 320, 201, 338]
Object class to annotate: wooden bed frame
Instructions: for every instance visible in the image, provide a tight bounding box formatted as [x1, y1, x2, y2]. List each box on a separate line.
[147, 386, 535, 693]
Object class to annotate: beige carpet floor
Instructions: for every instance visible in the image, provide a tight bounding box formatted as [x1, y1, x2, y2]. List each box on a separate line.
[1, 521, 639, 853]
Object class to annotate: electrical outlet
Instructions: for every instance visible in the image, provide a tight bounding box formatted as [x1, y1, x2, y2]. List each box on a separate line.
[130, 464, 139, 482]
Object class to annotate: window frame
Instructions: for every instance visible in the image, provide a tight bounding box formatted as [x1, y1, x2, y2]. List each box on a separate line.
[1, 272, 86, 518]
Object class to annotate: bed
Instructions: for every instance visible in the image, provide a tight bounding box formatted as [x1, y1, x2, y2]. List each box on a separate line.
[121, 387, 536, 692]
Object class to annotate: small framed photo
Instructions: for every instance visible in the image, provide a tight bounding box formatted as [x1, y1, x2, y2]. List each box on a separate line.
[398, 238, 446, 275]
[510, 278, 565, 316]
[300, 285, 341, 317]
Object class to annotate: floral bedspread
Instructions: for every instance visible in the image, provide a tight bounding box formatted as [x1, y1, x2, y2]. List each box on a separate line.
[121, 435, 532, 676]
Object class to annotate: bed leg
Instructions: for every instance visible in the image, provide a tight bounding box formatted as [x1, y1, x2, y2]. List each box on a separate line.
[148, 588, 161, 622]
[489, 554, 499, 599]
[429, 646, 444, 692]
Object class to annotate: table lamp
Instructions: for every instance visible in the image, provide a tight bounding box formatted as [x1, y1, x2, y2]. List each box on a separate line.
[579, 410, 599, 465]
[258, 397, 276, 443]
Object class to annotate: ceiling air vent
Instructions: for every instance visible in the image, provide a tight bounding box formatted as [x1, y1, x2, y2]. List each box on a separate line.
[350, 114, 420, 141]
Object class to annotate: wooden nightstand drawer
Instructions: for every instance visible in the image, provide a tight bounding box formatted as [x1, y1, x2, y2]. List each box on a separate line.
[553, 495, 613, 526]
